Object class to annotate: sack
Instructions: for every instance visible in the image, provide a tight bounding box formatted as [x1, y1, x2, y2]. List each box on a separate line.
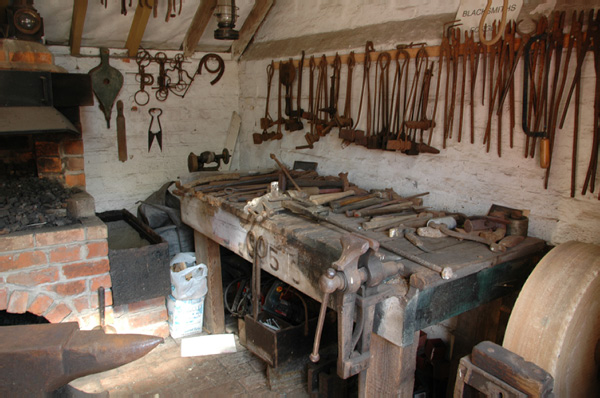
[166, 294, 204, 339]
[169, 252, 208, 300]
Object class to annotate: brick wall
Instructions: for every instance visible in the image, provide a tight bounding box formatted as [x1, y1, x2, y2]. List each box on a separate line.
[0, 216, 168, 337]
[35, 138, 86, 188]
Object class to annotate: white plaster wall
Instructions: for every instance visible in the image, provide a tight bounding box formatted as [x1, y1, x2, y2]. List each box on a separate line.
[237, 2, 600, 246]
[50, 46, 240, 213]
[254, 0, 459, 44]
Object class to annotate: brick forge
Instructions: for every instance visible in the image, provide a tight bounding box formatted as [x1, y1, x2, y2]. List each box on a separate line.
[35, 138, 86, 189]
[0, 217, 169, 337]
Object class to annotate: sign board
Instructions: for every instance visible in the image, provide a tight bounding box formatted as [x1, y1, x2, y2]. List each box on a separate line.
[455, 0, 523, 37]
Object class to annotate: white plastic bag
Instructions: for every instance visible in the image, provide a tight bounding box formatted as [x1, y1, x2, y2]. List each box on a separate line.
[166, 294, 204, 339]
[169, 252, 208, 300]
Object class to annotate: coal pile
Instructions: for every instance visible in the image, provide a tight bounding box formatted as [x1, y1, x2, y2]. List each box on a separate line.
[0, 177, 81, 235]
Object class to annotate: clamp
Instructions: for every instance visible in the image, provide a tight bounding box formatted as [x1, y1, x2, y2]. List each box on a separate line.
[310, 234, 405, 379]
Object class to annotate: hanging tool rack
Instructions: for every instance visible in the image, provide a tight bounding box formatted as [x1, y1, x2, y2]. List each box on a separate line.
[257, 9, 600, 200]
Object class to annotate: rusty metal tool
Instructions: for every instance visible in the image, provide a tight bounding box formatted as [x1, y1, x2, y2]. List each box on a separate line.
[504, 21, 516, 149]
[269, 153, 303, 193]
[116, 100, 127, 162]
[457, 30, 467, 143]
[279, 60, 295, 118]
[386, 47, 410, 150]
[296, 51, 305, 118]
[559, 11, 587, 196]
[583, 10, 600, 196]
[282, 199, 453, 279]
[527, 17, 550, 159]
[283, 57, 303, 132]
[255, 61, 277, 144]
[354, 202, 414, 218]
[390, 48, 410, 144]
[430, 222, 507, 252]
[299, 56, 317, 149]
[446, 27, 461, 142]
[148, 107, 163, 152]
[93, 286, 116, 333]
[368, 52, 391, 149]
[543, 11, 568, 188]
[339, 52, 357, 145]
[354, 42, 375, 147]
[522, 33, 551, 168]
[482, 22, 500, 153]
[352, 196, 414, 216]
[331, 191, 386, 210]
[247, 232, 267, 319]
[309, 234, 405, 382]
[465, 31, 480, 144]
[441, 28, 453, 149]
[340, 198, 388, 216]
[88, 48, 124, 128]
[0, 322, 163, 397]
[310, 190, 355, 206]
[404, 227, 431, 253]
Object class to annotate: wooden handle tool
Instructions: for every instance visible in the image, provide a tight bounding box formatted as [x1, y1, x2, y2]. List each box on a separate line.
[116, 100, 127, 162]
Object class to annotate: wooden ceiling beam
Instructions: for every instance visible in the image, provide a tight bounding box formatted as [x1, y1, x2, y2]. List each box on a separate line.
[69, 0, 88, 56]
[182, 0, 217, 58]
[125, 0, 154, 57]
[231, 0, 273, 60]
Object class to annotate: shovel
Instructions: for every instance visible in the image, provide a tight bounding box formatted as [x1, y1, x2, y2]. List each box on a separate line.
[93, 287, 116, 333]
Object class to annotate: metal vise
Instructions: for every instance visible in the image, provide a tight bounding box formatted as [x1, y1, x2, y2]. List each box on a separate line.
[0, 322, 163, 397]
[188, 148, 230, 172]
[310, 234, 406, 379]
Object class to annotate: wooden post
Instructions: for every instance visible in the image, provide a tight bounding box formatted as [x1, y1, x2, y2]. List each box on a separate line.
[69, 0, 88, 56]
[194, 231, 225, 334]
[364, 332, 419, 397]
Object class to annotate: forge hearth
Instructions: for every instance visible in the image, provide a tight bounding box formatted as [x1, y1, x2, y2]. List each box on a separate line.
[0, 177, 80, 234]
[0, 182, 168, 336]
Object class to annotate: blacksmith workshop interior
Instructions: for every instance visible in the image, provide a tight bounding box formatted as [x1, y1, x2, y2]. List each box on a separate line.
[1, 0, 599, 397]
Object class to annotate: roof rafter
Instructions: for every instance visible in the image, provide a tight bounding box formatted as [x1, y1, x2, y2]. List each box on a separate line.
[182, 0, 217, 58]
[69, 0, 88, 56]
[231, 0, 273, 60]
[125, 0, 154, 57]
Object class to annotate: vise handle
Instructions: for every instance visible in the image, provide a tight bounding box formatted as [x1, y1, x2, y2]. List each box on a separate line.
[310, 234, 403, 379]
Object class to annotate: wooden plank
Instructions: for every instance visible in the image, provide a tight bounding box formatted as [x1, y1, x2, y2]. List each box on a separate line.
[181, 172, 241, 190]
[194, 231, 225, 334]
[182, 0, 217, 58]
[364, 332, 419, 397]
[69, 0, 88, 56]
[125, 0, 154, 57]
[471, 341, 554, 397]
[231, 0, 274, 60]
[272, 36, 579, 69]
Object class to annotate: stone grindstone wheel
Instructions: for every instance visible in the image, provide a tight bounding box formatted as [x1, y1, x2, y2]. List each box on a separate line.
[503, 241, 600, 397]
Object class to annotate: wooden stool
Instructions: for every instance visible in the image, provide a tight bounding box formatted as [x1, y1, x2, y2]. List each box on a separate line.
[453, 341, 554, 398]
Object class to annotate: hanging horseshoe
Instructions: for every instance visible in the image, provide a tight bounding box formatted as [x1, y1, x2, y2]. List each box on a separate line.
[197, 54, 225, 85]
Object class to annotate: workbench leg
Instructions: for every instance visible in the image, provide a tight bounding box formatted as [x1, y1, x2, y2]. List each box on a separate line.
[194, 231, 225, 334]
[365, 332, 419, 397]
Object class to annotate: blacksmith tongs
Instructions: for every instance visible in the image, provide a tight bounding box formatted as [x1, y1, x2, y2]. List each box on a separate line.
[148, 107, 163, 152]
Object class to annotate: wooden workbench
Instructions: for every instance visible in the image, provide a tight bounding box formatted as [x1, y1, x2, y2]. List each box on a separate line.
[180, 178, 546, 397]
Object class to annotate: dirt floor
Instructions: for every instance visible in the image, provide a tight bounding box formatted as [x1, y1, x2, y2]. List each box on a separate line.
[71, 328, 310, 397]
